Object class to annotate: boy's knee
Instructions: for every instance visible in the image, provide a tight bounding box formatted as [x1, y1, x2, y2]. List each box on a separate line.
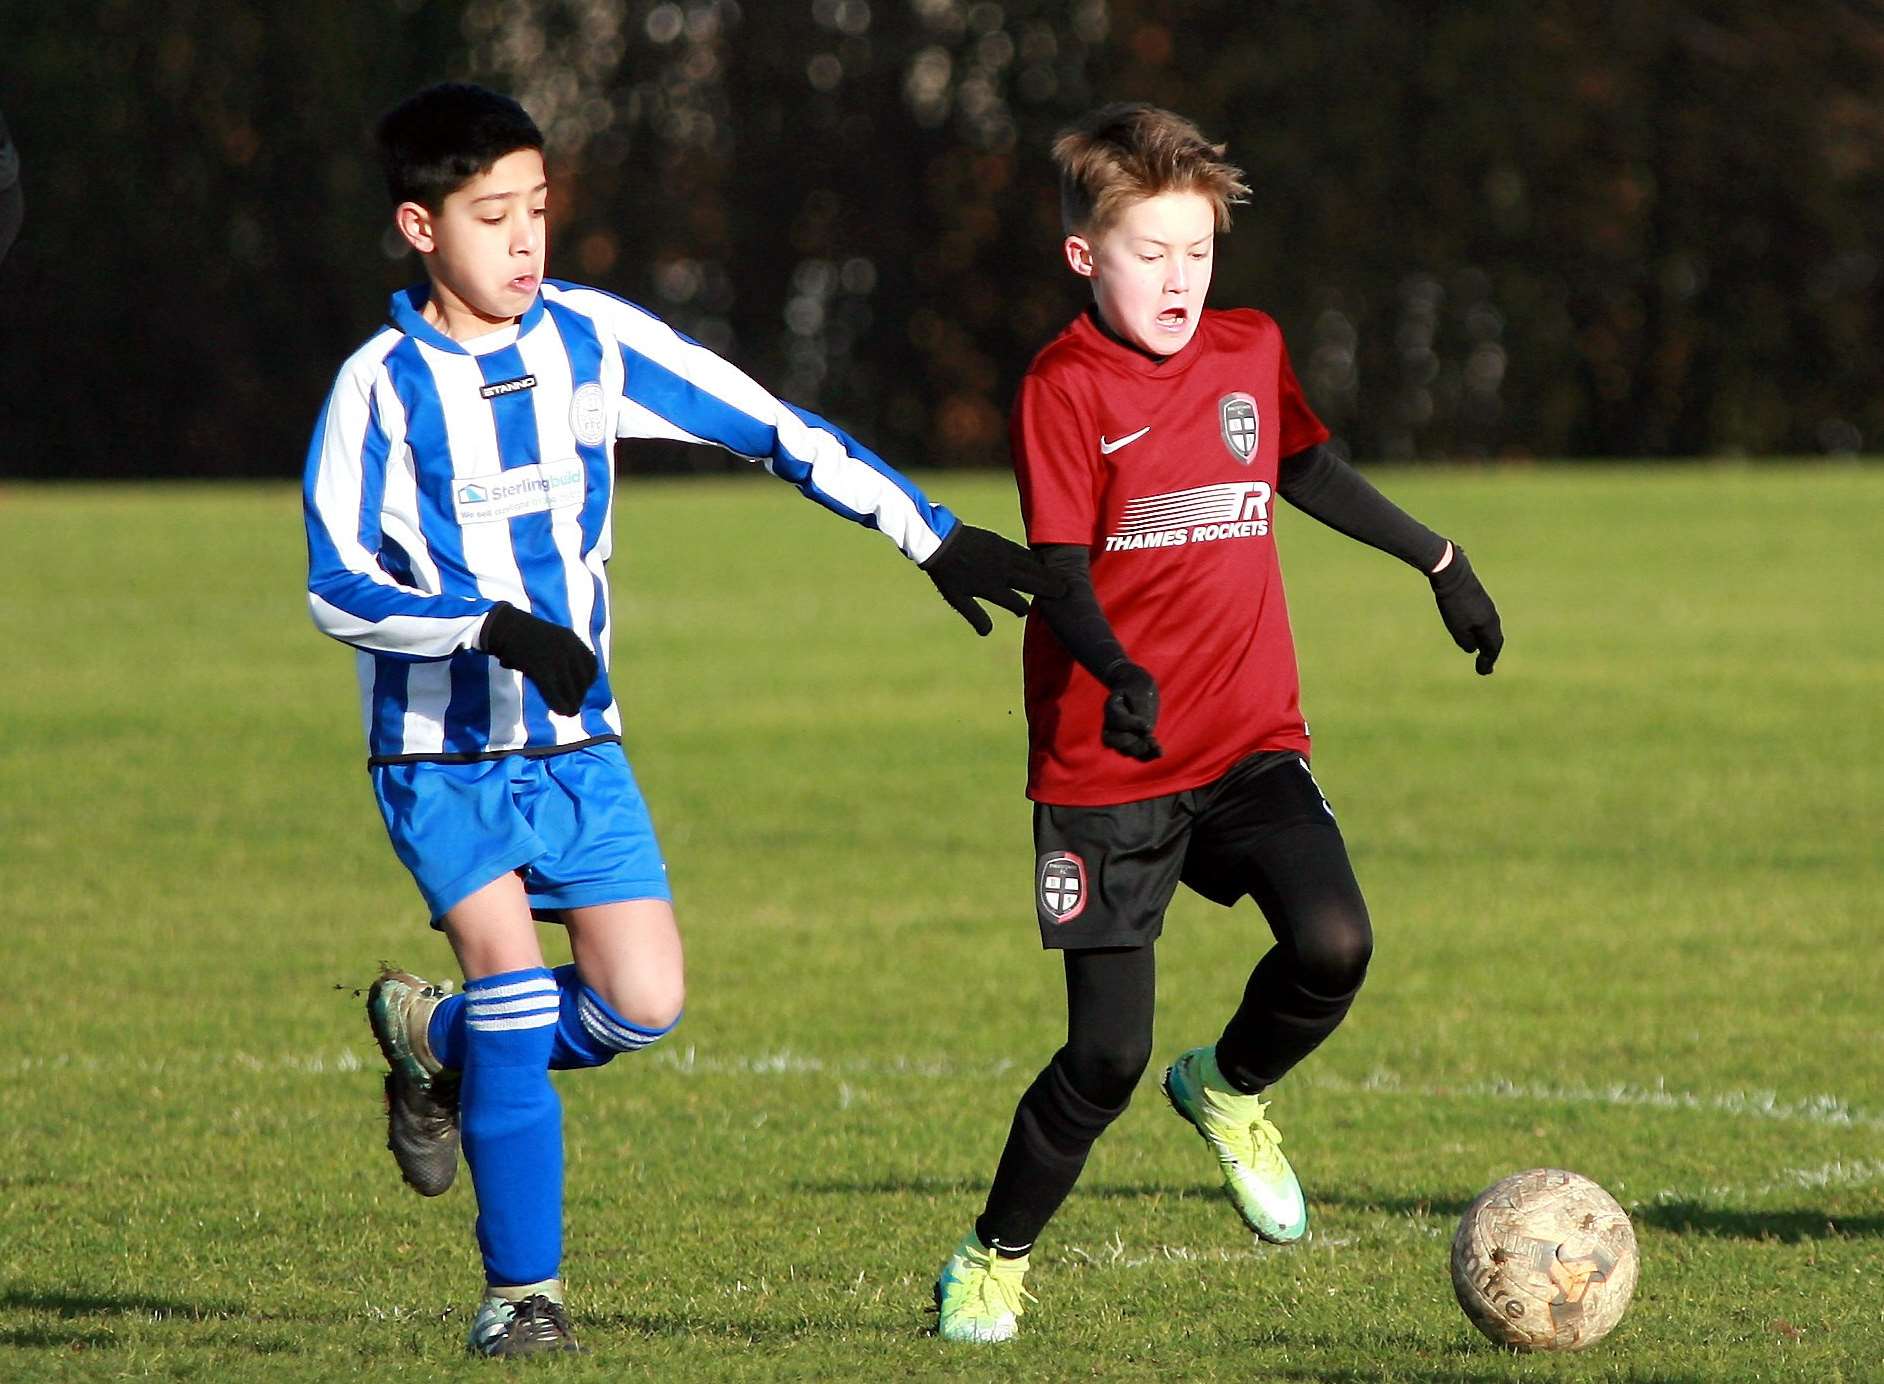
[583, 966, 685, 1034]
[575, 980, 682, 1057]
[1299, 912, 1373, 996]
[617, 986, 686, 1034]
[1058, 1033, 1152, 1112]
[1017, 1050, 1138, 1157]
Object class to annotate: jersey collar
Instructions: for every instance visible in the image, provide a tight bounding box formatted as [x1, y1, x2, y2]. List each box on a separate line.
[388, 283, 546, 356]
[1078, 304, 1208, 376]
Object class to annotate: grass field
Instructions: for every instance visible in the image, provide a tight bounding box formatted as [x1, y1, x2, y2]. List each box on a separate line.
[1, 464, 1879, 1381]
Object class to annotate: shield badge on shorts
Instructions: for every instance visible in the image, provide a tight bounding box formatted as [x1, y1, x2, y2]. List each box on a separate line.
[1037, 851, 1088, 924]
[1220, 392, 1259, 463]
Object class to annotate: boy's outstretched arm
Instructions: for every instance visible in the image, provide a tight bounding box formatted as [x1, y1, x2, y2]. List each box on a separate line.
[1030, 544, 1162, 761]
[1277, 444, 1504, 674]
[591, 290, 1060, 634]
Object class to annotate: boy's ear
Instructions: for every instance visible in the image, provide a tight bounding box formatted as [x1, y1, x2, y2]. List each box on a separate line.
[394, 200, 438, 256]
[1063, 234, 1096, 279]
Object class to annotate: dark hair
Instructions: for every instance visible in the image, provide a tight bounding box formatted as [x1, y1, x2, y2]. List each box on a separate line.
[376, 83, 544, 210]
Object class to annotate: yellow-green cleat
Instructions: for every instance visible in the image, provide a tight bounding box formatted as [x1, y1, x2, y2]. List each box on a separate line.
[934, 1232, 1035, 1343]
[1162, 1046, 1307, 1243]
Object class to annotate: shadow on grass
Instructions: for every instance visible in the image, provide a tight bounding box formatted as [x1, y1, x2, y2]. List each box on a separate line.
[792, 1175, 987, 1198]
[1257, 1355, 1491, 1384]
[1282, 1189, 1884, 1243]
[795, 1176, 1225, 1202]
[582, 1307, 946, 1346]
[1633, 1201, 1884, 1241]
[1305, 1190, 1478, 1220]
[0, 1285, 249, 1352]
[1257, 1366, 1546, 1384]
[796, 1179, 1884, 1245]
[1304, 1189, 1884, 1243]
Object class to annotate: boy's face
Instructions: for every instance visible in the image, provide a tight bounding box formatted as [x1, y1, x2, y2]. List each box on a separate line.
[1065, 189, 1217, 356]
[394, 148, 548, 336]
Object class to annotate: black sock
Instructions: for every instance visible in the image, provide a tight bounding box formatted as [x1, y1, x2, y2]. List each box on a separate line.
[975, 1058, 1124, 1253]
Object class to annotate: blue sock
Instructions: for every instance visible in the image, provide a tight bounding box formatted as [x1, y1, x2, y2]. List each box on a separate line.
[432, 965, 678, 1073]
[429, 990, 467, 1071]
[458, 968, 562, 1288]
[550, 967, 681, 1071]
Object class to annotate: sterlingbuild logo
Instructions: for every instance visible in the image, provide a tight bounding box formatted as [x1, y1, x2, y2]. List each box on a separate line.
[1103, 480, 1273, 552]
[452, 457, 586, 526]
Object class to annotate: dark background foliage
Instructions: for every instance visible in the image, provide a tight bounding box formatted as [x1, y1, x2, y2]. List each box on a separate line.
[2, 0, 1879, 478]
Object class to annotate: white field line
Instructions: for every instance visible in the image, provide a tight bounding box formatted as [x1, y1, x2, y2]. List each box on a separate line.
[4, 1050, 1878, 1227]
[1753, 1158, 1884, 1194]
[1326, 1068, 1884, 1131]
[1, 1050, 368, 1075]
[643, 1051, 1884, 1134]
[1056, 1229, 1281, 1270]
[6, 1046, 1883, 1139]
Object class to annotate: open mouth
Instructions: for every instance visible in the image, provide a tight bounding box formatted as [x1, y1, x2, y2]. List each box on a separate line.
[1155, 307, 1189, 331]
[509, 275, 540, 294]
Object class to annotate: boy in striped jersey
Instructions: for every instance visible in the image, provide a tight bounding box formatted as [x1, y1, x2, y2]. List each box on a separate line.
[305, 83, 1056, 1358]
[932, 104, 1505, 1343]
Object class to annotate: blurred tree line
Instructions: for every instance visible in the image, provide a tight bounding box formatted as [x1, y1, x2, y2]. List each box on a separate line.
[2, 0, 1880, 478]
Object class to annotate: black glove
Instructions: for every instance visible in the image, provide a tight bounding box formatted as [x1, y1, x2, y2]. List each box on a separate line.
[480, 602, 598, 715]
[1429, 544, 1504, 675]
[920, 523, 1067, 636]
[1100, 660, 1163, 761]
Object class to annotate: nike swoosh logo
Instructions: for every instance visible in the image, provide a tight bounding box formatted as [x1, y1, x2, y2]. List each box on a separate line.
[1099, 426, 1151, 454]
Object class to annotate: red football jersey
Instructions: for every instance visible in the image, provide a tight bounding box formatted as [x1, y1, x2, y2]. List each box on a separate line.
[1014, 307, 1329, 805]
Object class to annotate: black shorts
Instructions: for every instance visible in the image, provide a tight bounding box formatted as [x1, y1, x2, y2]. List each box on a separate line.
[1031, 752, 1342, 949]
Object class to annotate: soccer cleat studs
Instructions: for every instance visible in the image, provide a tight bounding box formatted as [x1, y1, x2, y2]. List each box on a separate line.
[366, 968, 461, 1197]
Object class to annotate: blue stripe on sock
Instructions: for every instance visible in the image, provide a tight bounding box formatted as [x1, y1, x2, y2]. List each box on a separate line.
[577, 990, 679, 1051]
[464, 970, 560, 1029]
[542, 965, 679, 1070]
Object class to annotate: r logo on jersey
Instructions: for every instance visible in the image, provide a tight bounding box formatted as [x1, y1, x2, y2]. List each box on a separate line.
[1037, 851, 1088, 924]
[1220, 392, 1259, 463]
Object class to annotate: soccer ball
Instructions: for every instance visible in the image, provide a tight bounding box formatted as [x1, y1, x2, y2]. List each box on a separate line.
[1449, 1167, 1638, 1351]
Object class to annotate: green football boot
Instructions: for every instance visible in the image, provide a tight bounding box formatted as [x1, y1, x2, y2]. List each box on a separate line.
[467, 1280, 582, 1357]
[934, 1232, 1035, 1343]
[366, 968, 460, 1197]
[1162, 1045, 1307, 1243]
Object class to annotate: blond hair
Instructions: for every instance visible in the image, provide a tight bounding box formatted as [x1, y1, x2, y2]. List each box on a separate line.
[1053, 103, 1249, 235]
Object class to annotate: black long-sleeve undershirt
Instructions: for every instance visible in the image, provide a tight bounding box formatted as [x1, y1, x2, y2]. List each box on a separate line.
[1031, 444, 1450, 677]
[1276, 443, 1448, 572]
[1030, 544, 1127, 682]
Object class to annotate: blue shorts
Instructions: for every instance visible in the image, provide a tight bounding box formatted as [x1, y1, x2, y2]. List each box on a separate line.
[371, 741, 671, 925]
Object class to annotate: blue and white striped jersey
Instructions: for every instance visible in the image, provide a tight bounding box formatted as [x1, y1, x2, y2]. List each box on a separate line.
[305, 280, 960, 762]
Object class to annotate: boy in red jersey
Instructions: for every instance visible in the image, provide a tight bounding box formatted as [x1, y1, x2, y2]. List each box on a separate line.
[933, 104, 1504, 1343]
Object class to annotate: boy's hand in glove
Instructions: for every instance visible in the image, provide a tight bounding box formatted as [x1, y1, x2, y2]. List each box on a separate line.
[921, 524, 1067, 636]
[1429, 544, 1504, 675]
[480, 602, 598, 715]
[1100, 661, 1163, 761]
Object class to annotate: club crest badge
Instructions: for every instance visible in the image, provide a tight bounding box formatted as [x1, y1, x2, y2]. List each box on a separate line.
[570, 381, 608, 447]
[1037, 851, 1088, 924]
[1219, 392, 1259, 463]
